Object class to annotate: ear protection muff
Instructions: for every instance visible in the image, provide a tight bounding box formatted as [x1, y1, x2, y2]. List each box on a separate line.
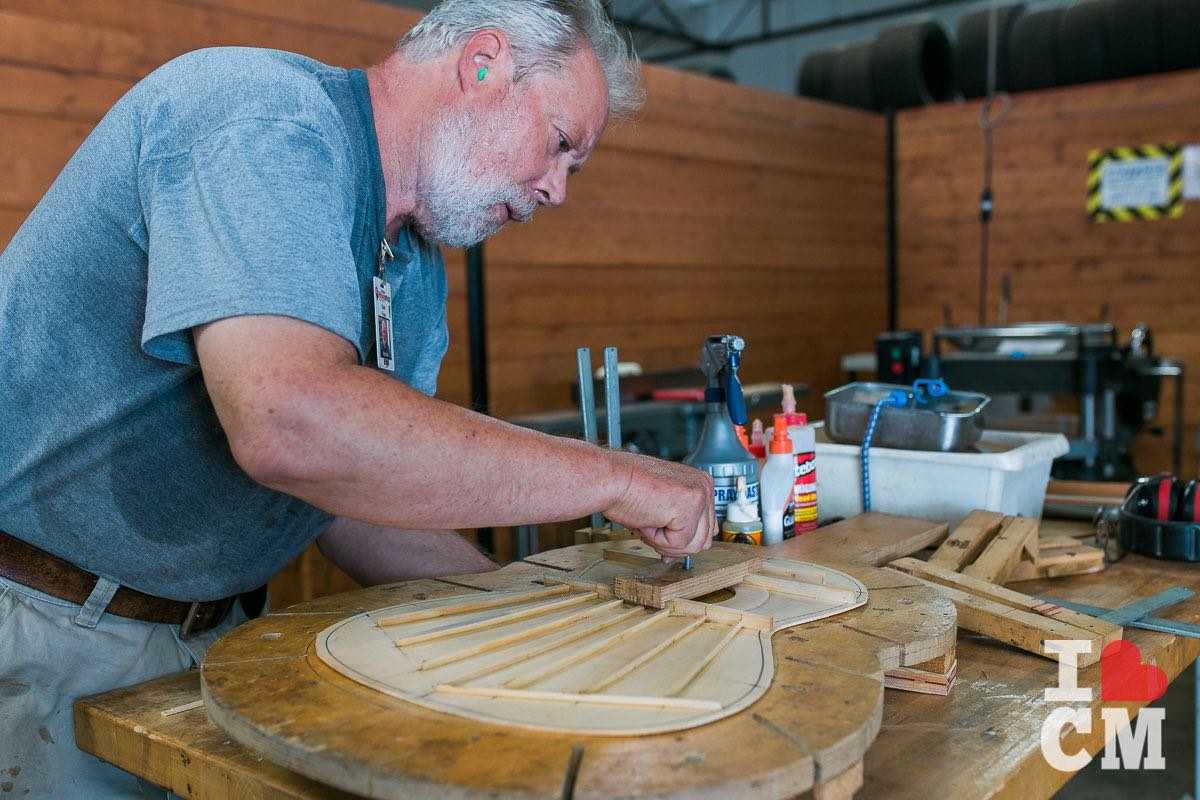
[1181, 479, 1200, 523]
[1120, 473, 1200, 561]
[1127, 472, 1181, 521]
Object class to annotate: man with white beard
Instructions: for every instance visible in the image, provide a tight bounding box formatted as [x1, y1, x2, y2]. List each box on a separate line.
[0, 0, 715, 794]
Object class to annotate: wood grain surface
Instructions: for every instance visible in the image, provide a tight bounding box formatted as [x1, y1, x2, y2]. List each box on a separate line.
[199, 540, 944, 797]
[76, 515, 1200, 799]
[76, 513, 951, 799]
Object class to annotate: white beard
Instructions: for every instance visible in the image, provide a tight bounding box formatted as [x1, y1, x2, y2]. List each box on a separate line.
[414, 103, 539, 248]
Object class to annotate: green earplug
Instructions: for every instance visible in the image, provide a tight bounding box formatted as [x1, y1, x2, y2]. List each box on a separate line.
[477, 67, 488, 81]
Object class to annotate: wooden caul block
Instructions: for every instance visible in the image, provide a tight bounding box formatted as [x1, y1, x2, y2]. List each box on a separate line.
[1006, 539, 1105, 582]
[889, 557, 1121, 667]
[927, 510, 1005, 571]
[961, 516, 1039, 584]
[610, 542, 764, 608]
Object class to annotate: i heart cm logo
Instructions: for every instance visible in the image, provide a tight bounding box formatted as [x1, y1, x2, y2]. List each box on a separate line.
[1100, 641, 1168, 702]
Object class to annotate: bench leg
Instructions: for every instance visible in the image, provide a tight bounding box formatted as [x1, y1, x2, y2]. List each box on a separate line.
[814, 759, 863, 800]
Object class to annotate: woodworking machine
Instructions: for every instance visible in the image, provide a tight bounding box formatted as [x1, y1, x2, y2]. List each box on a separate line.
[870, 322, 1183, 481]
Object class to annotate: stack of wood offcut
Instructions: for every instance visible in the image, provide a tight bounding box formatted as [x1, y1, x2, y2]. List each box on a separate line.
[881, 510, 1116, 697]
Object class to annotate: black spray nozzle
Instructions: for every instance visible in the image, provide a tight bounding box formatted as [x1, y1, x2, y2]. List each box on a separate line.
[699, 334, 747, 427]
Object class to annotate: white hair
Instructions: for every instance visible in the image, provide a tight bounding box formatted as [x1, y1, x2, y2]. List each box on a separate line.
[398, 0, 645, 121]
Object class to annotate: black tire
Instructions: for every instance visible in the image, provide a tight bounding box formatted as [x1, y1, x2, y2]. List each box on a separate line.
[1107, 0, 1161, 77]
[798, 48, 838, 100]
[1158, 0, 1200, 72]
[956, 3, 1026, 98]
[830, 42, 878, 111]
[1057, 0, 1110, 86]
[1008, 6, 1065, 91]
[869, 19, 956, 109]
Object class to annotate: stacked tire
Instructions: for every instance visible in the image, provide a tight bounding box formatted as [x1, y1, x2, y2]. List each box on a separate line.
[800, 0, 1200, 109]
[797, 18, 956, 110]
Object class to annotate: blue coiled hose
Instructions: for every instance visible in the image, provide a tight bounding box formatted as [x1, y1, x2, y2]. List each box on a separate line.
[861, 379, 948, 512]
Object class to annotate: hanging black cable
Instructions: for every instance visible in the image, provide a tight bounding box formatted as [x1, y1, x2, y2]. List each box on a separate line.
[978, 5, 1011, 326]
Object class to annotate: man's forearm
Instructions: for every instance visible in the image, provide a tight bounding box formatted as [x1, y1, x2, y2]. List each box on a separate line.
[252, 365, 628, 529]
[317, 518, 498, 585]
[198, 316, 713, 557]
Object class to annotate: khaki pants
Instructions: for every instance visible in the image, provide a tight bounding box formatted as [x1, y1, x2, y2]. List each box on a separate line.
[0, 574, 247, 798]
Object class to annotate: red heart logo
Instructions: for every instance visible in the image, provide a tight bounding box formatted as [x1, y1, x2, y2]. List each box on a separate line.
[1100, 641, 1168, 702]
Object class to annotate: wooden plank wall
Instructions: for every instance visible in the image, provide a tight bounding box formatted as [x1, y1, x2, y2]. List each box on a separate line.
[895, 70, 1200, 477]
[0, 0, 887, 603]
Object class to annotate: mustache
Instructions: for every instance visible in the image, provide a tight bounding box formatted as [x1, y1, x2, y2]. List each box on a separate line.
[506, 192, 538, 223]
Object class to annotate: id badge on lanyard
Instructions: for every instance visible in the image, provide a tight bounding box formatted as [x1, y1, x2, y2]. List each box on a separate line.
[374, 239, 397, 372]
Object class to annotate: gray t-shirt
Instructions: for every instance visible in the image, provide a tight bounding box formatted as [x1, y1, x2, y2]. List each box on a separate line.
[0, 48, 449, 601]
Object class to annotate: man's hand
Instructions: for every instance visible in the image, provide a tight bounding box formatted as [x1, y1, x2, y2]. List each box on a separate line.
[602, 452, 716, 560]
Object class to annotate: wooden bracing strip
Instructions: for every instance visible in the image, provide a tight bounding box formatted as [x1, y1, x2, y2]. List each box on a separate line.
[377, 585, 569, 628]
[587, 618, 707, 693]
[739, 573, 858, 605]
[664, 622, 745, 696]
[433, 684, 722, 712]
[504, 609, 672, 689]
[417, 599, 625, 671]
[395, 592, 597, 646]
[450, 607, 645, 684]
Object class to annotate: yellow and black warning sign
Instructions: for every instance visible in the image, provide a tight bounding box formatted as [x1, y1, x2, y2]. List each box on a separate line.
[1087, 144, 1183, 222]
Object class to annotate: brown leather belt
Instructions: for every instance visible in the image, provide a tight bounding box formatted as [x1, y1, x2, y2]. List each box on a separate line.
[0, 528, 235, 636]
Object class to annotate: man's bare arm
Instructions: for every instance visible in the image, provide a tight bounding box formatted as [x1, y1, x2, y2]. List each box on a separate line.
[317, 518, 497, 585]
[194, 315, 715, 557]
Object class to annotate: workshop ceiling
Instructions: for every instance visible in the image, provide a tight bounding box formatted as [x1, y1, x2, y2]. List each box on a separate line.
[376, 0, 995, 94]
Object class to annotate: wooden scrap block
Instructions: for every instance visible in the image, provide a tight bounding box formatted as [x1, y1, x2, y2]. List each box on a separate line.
[904, 644, 956, 675]
[1006, 542, 1105, 582]
[611, 543, 763, 608]
[888, 557, 1120, 667]
[927, 510, 1005, 570]
[961, 516, 1039, 583]
[884, 659, 957, 696]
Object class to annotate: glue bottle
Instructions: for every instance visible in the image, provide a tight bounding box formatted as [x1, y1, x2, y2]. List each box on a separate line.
[720, 476, 764, 545]
[781, 384, 818, 534]
[760, 415, 796, 545]
[748, 418, 767, 461]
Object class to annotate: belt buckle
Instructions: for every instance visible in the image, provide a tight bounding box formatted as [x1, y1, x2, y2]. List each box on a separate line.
[180, 601, 204, 639]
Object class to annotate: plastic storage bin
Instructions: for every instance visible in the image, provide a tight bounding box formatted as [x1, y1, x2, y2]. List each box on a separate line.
[814, 424, 1069, 528]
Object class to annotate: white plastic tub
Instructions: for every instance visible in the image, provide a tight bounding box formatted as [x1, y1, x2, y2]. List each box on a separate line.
[814, 424, 1069, 528]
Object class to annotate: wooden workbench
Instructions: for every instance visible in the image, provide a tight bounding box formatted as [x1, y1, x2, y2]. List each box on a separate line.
[75, 516, 1200, 799]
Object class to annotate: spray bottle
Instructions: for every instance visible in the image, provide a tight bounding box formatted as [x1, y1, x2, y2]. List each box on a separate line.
[720, 476, 764, 545]
[682, 335, 759, 522]
[760, 414, 796, 545]
[781, 384, 818, 534]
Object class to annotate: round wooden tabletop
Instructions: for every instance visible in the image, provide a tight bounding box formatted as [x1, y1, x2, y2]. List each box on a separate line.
[202, 547, 955, 799]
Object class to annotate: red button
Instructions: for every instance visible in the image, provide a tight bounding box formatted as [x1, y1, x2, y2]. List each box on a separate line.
[890, 362, 903, 375]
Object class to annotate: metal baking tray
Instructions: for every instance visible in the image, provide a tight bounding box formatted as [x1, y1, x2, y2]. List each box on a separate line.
[823, 382, 990, 452]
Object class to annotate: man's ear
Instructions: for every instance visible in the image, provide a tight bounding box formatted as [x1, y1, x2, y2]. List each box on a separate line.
[457, 29, 513, 96]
